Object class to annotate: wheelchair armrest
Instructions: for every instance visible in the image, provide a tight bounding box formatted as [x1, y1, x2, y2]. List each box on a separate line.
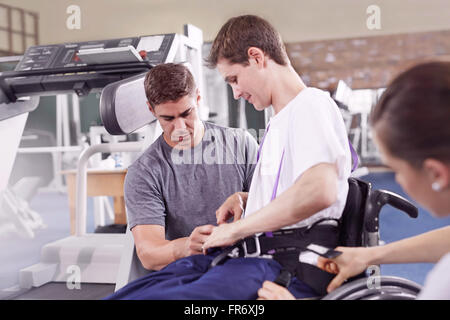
[365, 189, 418, 233]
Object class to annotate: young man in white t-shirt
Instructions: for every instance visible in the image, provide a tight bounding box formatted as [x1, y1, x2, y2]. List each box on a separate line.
[203, 15, 352, 296]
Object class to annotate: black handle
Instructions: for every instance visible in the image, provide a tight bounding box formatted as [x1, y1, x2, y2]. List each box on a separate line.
[366, 189, 418, 232]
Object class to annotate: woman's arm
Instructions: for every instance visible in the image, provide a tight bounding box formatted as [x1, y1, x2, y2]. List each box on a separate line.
[318, 226, 450, 292]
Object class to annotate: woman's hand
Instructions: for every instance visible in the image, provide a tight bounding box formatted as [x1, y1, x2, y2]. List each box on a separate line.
[317, 246, 373, 293]
[257, 281, 296, 300]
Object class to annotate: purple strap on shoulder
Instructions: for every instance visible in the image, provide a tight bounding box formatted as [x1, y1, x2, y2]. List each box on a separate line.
[256, 124, 279, 238]
[270, 150, 285, 202]
[349, 140, 358, 172]
[265, 149, 285, 238]
[257, 123, 270, 162]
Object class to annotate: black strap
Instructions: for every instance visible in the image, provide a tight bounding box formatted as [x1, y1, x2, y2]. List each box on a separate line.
[273, 269, 292, 288]
[242, 221, 342, 259]
[209, 220, 341, 267]
[209, 242, 243, 269]
[209, 220, 342, 295]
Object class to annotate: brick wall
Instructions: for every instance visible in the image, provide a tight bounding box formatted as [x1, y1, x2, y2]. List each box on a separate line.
[286, 30, 450, 90]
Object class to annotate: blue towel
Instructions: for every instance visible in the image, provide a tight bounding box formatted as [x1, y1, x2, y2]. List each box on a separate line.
[105, 252, 318, 300]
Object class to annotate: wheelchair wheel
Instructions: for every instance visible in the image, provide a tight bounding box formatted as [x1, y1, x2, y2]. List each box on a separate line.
[321, 276, 422, 300]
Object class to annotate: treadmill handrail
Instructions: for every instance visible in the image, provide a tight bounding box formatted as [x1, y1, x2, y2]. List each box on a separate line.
[1, 60, 153, 78]
[0, 61, 153, 102]
[75, 141, 144, 236]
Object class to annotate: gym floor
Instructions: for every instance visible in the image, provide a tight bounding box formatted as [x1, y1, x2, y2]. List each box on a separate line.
[1, 170, 449, 299]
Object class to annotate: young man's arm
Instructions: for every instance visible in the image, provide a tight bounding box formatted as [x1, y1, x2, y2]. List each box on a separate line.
[203, 161, 338, 249]
[132, 224, 214, 271]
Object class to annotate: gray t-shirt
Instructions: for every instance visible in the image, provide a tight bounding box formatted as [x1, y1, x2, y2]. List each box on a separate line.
[124, 121, 258, 240]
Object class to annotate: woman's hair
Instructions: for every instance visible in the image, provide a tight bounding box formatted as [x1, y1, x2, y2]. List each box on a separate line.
[144, 63, 196, 108]
[206, 15, 289, 68]
[370, 61, 450, 168]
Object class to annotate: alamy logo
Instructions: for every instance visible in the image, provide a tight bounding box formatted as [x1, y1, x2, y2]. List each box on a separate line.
[66, 5, 81, 30]
[366, 5, 381, 30]
[66, 265, 81, 290]
[170, 128, 263, 165]
[366, 265, 381, 290]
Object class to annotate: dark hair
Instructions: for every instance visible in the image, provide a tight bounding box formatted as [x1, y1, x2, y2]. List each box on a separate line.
[206, 15, 289, 68]
[144, 63, 196, 108]
[370, 61, 450, 167]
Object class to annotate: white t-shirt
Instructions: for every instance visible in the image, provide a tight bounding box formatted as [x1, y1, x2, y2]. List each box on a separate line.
[244, 87, 351, 229]
[417, 252, 450, 300]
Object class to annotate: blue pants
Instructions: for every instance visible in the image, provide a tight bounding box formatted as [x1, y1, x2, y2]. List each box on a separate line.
[105, 252, 318, 300]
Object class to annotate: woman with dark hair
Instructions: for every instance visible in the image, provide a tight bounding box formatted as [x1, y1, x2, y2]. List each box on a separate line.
[258, 61, 450, 300]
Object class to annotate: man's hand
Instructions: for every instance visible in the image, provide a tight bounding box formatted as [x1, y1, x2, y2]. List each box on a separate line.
[215, 192, 247, 225]
[184, 225, 215, 257]
[317, 246, 373, 293]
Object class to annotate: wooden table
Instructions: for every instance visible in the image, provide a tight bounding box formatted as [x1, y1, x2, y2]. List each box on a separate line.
[62, 169, 127, 235]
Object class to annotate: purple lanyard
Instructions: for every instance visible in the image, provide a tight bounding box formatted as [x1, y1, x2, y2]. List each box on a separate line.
[349, 141, 358, 172]
[257, 124, 284, 238]
[257, 125, 284, 191]
[256, 124, 358, 238]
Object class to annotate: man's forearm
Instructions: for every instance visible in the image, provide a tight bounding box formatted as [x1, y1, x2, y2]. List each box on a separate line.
[368, 226, 450, 265]
[137, 237, 188, 271]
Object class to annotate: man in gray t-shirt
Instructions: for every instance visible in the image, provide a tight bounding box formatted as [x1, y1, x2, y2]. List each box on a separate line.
[127, 63, 258, 271]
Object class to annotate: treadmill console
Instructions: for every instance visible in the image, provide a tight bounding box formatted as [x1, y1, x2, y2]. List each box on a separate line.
[0, 34, 176, 102]
[15, 34, 175, 71]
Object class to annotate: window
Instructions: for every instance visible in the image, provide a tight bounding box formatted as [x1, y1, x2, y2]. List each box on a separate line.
[0, 3, 38, 56]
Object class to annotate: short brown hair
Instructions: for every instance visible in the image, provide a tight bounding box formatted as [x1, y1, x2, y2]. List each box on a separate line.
[370, 61, 450, 167]
[206, 15, 289, 68]
[144, 63, 196, 108]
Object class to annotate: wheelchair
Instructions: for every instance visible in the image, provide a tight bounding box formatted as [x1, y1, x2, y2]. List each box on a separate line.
[114, 178, 423, 300]
[320, 177, 422, 300]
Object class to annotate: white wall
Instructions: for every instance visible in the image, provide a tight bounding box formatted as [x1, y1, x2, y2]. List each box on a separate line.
[0, 0, 449, 47]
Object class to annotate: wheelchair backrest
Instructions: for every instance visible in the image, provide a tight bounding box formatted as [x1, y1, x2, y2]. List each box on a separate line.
[339, 177, 372, 248]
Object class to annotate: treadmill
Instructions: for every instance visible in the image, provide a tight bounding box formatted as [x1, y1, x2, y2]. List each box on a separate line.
[0, 26, 205, 300]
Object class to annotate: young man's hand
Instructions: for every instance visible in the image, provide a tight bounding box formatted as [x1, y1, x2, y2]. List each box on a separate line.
[202, 222, 242, 252]
[215, 192, 248, 224]
[257, 281, 296, 300]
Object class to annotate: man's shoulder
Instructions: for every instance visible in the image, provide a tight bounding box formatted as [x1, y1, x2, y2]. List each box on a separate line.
[297, 87, 334, 105]
[204, 121, 256, 143]
[204, 121, 238, 134]
[128, 136, 166, 175]
[290, 87, 339, 118]
[139, 135, 167, 159]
